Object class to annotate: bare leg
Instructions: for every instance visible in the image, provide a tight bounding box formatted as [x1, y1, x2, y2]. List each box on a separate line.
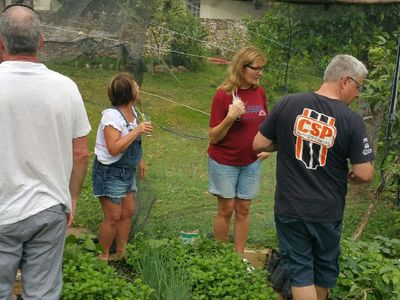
[233, 199, 251, 253]
[292, 285, 317, 300]
[115, 192, 135, 256]
[214, 197, 235, 242]
[316, 285, 329, 300]
[98, 197, 122, 260]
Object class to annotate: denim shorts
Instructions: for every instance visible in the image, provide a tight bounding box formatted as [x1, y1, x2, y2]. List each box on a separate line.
[208, 156, 260, 200]
[92, 158, 137, 204]
[275, 214, 342, 288]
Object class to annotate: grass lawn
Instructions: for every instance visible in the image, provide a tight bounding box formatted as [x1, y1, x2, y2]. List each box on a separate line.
[50, 62, 397, 249]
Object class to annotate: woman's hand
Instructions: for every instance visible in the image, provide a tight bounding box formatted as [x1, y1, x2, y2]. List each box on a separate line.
[208, 99, 245, 145]
[227, 100, 245, 120]
[257, 151, 272, 161]
[136, 121, 153, 136]
[139, 159, 146, 178]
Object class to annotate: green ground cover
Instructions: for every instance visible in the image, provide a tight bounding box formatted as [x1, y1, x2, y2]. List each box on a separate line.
[50, 62, 398, 248]
[52, 62, 400, 299]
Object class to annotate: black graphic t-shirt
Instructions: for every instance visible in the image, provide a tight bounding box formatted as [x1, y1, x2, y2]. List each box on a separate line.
[260, 93, 375, 222]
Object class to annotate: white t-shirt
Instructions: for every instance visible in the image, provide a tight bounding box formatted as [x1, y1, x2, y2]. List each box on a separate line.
[94, 107, 139, 164]
[0, 61, 91, 225]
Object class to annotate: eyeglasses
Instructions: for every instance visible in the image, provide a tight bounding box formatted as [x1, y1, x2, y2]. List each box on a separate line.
[2, 3, 37, 14]
[246, 64, 264, 72]
[349, 77, 364, 92]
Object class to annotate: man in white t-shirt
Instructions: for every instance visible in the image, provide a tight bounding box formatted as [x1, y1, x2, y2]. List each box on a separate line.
[0, 4, 91, 300]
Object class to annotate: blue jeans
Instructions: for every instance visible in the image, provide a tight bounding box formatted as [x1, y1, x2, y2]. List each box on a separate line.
[208, 157, 260, 200]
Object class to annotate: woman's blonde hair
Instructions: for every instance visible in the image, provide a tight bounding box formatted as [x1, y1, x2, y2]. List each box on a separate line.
[219, 46, 267, 94]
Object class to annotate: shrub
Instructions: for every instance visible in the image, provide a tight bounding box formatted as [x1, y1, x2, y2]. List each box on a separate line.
[167, 2, 208, 71]
[332, 237, 400, 299]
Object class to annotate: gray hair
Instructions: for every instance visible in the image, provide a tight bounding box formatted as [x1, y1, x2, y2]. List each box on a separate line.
[323, 54, 368, 82]
[0, 6, 41, 55]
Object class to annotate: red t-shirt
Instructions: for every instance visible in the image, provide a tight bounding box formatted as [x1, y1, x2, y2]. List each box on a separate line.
[208, 87, 268, 166]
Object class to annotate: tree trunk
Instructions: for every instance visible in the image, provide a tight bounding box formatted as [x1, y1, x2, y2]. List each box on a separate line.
[353, 192, 379, 241]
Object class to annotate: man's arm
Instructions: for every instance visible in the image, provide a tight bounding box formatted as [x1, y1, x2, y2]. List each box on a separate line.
[68, 136, 90, 227]
[253, 132, 276, 153]
[348, 162, 374, 184]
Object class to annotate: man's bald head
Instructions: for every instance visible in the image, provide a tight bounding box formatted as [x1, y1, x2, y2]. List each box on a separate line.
[0, 6, 41, 55]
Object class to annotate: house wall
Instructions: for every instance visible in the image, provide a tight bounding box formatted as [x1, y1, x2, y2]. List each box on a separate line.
[1, 0, 41, 10]
[34, 0, 51, 11]
[200, 0, 268, 20]
[4, 0, 13, 8]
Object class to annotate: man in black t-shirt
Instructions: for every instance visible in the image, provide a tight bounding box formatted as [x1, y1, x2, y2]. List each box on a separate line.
[253, 54, 374, 300]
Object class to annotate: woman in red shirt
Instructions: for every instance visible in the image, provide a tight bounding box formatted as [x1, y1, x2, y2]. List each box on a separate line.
[208, 46, 270, 253]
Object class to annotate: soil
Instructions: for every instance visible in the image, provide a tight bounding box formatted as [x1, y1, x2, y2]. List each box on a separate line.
[66, 226, 91, 237]
[243, 248, 271, 268]
[13, 271, 22, 298]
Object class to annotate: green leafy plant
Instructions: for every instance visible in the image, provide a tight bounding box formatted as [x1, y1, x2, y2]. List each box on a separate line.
[248, 4, 400, 71]
[163, 0, 208, 71]
[126, 237, 192, 300]
[332, 238, 400, 299]
[125, 237, 276, 300]
[364, 37, 400, 204]
[62, 237, 153, 300]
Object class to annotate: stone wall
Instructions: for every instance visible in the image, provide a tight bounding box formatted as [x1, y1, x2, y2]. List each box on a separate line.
[199, 19, 250, 57]
[142, 18, 249, 58]
[40, 16, 250, 64]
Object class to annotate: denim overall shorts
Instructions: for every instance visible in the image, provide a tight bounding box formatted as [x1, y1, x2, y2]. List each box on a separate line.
[92, 107, 143, 204]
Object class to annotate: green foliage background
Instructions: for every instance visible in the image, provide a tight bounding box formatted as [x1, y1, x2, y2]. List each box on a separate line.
[247, 2, 400, 204]
[49, 1, 400, 298]
[145, 0, 208, 71]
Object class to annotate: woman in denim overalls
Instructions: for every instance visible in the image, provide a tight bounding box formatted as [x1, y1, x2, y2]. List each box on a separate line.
[92, 72, 152, 260]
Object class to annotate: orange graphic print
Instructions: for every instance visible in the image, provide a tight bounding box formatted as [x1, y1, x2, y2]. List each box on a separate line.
[293, 108, 337, 169]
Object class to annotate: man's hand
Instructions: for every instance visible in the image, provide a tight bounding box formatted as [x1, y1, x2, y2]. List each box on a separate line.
[66, 211, 75, 228]
[348, 170, 369, 184]
[257, 152, 272, 161]
[67, 197, 77, 228]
